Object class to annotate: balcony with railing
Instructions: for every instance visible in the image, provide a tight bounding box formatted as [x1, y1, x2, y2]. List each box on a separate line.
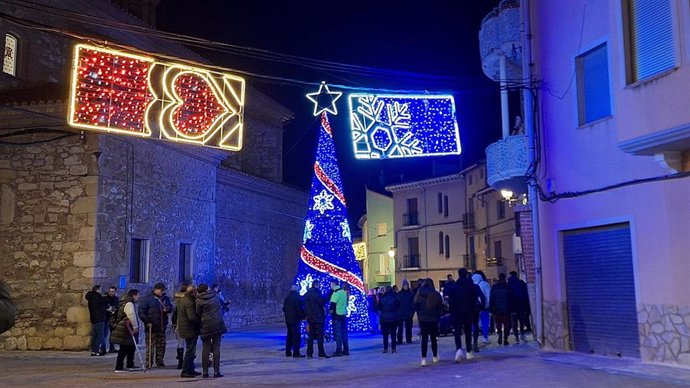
[463, 254, 477, 271]
[486, 133, 529, 193]
[403, 212, 419, 226]
[462, 212, 475, 230]
[479, 0, 522, 81]
[403, 254, 420, 269]
[486, 257, 504, 267]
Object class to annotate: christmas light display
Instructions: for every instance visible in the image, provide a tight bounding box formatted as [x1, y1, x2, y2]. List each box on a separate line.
[352, 242, 367, 261]
[68, 44, 245, 150]
[292, 112, 371, 333]
[306, 81, 342, 116]
[348, 94, 461, 159]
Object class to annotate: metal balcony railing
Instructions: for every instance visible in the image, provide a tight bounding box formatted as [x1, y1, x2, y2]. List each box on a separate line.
[462, 212, 475, 230]
[403, 254, 420, 268]
[486, 257, 504, 267]
[463, 254, 477, 271]
[403, 212, 419, 226]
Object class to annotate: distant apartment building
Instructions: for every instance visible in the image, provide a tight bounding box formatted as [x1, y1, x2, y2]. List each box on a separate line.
[386, 174, 466, 290]
[358, 189, 394, 289]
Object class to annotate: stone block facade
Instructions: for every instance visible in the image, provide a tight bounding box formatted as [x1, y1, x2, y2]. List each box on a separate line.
[543, 299, 570, 352]
[638, 304, 690, 366]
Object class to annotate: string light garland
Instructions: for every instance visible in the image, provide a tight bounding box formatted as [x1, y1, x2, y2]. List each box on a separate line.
[68, 44, 245, 150]
[348, 94, 462, 159]
[293, 112, 371, 333]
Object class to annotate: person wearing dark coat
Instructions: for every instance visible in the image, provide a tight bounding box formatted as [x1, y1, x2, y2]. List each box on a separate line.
[414, 278, 444, 366]
[177, 285, 201, 378]
[196, 283, 227, 378]
[283, 285, 306, 358]
[0, 280, 16, 335]
[490, 273, 515, 345]
[104, 286, 119, 353]
[396, 279, 415, 344]
[376, 286, 400, 353]
[110, 289, 140, 372]
[85, 285, 109, 356]
[447, 268, 481, 362]
[137, 282, 173, 368]
[508, 271, 531, 342]
[304, 280, 329, 358]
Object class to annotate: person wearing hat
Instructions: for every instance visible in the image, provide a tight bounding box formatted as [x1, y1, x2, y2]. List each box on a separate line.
[138, 282, 173, 368]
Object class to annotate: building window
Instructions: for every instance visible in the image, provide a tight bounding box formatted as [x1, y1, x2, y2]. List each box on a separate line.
[444, 235, 450, 259]
[497, 200, 506, 220]
[179, 243, 193, 283]
[625, 0, 675, 83]
[469, 174, 473, 185]
[3, 34, 18, 76]
[439, 232, 444, 254]
[469, 236, 475, 255]
[404, 198, 418, 226]
[377, 222, 387, 237]
[468, 198, 473, 213]
[130, 238, 150, 283]
[407, 237, 420, 268]
[480, 168, 484, 179]
[379, 253, 390, 275]
[443, 195, 449, 217]
[494, 240, 503, 259]
[437, 192, 443, 213]
[576, 43, 611, 125]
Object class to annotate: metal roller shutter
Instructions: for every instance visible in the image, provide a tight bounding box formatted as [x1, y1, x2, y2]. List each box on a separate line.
[563, 223, 640, 358]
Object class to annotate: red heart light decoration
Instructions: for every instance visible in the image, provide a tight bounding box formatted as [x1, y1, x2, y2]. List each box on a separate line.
[171, 73, 227, 138]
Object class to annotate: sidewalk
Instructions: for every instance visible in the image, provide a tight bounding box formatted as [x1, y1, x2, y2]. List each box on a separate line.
[1, 326, 689, 387]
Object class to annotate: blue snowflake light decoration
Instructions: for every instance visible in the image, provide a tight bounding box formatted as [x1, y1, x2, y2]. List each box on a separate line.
[348, 94, 461, 159]
[292, 112, 371, 334]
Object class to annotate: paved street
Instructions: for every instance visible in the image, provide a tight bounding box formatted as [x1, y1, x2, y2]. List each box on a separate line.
[1, 326, 689, 387]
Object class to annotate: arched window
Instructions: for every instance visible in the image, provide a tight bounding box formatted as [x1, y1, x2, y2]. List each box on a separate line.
[444, 235, 450, 258]
[3, 33, 18, 76]
[439, 231, 444, 254]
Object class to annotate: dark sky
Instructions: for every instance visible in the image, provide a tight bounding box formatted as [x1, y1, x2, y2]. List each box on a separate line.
[157, 0, 502, 228]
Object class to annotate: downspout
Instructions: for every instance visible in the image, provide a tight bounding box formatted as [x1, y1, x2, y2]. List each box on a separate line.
[521, 0, 544, 346]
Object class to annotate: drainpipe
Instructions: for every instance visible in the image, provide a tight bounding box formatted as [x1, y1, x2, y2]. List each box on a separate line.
[521, 0, 543, 347]
[500, 54, 510, 139]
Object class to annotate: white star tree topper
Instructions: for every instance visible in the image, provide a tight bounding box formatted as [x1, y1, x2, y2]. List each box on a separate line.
[306, 81, 342, 116]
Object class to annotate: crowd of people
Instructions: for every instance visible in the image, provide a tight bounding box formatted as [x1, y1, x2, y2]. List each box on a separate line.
[85, 282, 228, 378]
[281, 269, 532, 367]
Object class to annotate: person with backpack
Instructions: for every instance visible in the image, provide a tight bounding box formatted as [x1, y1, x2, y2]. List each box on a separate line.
[110, 289, 141, 372]
[508, 271, 531, 343]
[414, 278, 444, 366]
[472, 271, 492, 347]
[196, 283, 227, 378]
[304, 279, 329, 358]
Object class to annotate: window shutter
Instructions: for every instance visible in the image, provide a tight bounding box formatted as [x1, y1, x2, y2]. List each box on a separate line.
[630, 0, 675, 81]
[578, 43, 611, 125]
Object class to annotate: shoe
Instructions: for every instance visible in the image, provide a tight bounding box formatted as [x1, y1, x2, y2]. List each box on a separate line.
[504, 339, 510, 346]
[307, 355, 313, 359]
[292, 354, 305, 358]
[91, 352, 100, 356]
[332, 352, 343, 357]
[343, 351, 350, 356]
[99, 351, 107, 356]
[391, 348, 396, 353]
[382, 349, 388, 353]
[466, 352, 474, 360]
[156, 362, 166, 367]
[108, 347, 118, 354]
[318, 354, 330, 359]
[285, 354, 292, 358]
[421, 358, 428, 366]
[193, 371, 202, 376]
[482, 338, 491, 345]
[454, 349, 465, 363]
[180, 373, 196, 378]
[214, 372, 223, 378]
[202, 372, 209, 378]
[521, 334, 527, 342]
[515, 337, 520, 344]
[473, 345, 480, 353]
[114, 369, 126, 373]
[497, 337, 503, 345]
[432, 356, 439, 363]
[407, 341, 413, 344]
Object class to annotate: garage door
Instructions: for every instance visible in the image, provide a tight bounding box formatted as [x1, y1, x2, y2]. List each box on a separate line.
[563, 223, 639, 358]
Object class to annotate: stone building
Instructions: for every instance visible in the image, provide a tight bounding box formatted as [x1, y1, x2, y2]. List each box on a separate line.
[0, 0, 306, 350]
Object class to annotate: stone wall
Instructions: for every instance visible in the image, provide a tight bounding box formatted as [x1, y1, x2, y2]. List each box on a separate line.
[638, 304, 690, 366]
[215, 170, 306, 328]
[543, 299, 570, 352]
[0, 106, 98, 350]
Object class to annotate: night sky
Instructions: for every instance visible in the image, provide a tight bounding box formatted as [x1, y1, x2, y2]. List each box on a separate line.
[156, 0, 502, 228]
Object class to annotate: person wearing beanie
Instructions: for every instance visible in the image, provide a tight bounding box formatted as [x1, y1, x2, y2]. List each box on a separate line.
[396, 279, 415, 344]
[138, 282, 173, 368]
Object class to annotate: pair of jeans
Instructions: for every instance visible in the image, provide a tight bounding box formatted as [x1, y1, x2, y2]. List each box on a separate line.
[495, 313, 512, 340]
[419, 321, 438, 358]
[285, 323, 301, 356]
[182, 336, 198, 374]
[479, 310, 490, 339]
[145, 331, 167, 367]
[332, 316, 349, 354]
[115, 344, 135, 369]
[201, 334, 221, 373]
[381, 321, 397, 351]
[452, 314, 473, 351]
[397, 317, 413, 343]
[90, 321, 106, 354]
[513, 310, 529, 338]
[306, 321, 326, 357]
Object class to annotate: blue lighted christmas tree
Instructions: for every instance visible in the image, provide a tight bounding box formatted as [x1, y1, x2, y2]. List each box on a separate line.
[293, 112, 370, 333]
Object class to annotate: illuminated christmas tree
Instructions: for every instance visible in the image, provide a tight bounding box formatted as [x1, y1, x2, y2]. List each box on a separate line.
[293, 112, 370, 333]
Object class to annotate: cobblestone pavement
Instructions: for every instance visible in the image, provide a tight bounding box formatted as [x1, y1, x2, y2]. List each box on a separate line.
[1, 326, 690, 387]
